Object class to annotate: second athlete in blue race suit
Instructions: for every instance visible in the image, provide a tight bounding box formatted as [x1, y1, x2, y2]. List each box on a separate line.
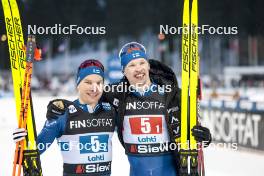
[39, 99, 115, 176]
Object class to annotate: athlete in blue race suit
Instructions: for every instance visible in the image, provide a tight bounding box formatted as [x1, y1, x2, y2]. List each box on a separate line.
[102, 42, 211, 176]
[13, 59, 116, 176]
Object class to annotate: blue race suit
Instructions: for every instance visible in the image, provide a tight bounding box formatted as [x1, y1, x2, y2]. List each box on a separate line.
[37, 99, 115, 176]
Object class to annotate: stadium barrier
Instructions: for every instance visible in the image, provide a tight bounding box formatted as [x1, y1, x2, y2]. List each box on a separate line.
[200, 99, 264, 151]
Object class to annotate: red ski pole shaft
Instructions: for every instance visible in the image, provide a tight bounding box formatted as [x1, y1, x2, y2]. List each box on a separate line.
[12, 35, 39, 176]
[12, 64, 30, 176]
[17, 62, 33, 176]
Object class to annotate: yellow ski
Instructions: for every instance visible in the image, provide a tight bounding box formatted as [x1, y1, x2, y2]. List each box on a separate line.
[9, 0, 38, 151]
[2, 0, 42, 175]
[180, 0, 204, 175]
[190, 0, 198, 152]
[180, 0, 190, 151]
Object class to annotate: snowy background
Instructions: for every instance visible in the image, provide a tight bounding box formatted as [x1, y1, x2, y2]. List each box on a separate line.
[1, 96, 264, 176]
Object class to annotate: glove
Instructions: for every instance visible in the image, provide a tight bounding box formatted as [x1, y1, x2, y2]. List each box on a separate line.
[191, 125, 212, 147]
[13, 128, 27, 143]
[46, 99, 70, 120]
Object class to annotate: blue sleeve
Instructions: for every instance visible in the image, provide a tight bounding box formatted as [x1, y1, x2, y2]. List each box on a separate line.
[37, 113, 67, 154]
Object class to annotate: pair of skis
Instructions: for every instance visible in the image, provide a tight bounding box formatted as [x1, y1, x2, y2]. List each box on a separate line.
[2, 0, 43, 175]
[180, 0, 204, 175]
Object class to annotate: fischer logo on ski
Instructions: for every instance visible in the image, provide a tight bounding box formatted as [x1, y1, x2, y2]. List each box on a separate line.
[179, 0, 205, 175]
[2, 0, 43, 174]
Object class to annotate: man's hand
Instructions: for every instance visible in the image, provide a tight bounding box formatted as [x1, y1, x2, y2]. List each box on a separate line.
[46, 99, 70, 120]
[13, 128, 27, 143]
[191, 125, 212, 147]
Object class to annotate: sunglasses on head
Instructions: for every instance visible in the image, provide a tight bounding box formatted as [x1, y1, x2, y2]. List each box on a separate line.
[78, 59, 104, 72]
[119, 42, 146, 58]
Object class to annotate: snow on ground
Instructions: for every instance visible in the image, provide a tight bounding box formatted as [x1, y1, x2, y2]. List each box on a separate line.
[1, 96, 264, 176]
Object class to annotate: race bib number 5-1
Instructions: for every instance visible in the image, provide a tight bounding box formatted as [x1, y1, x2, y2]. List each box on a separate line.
[129, 117, 162, 134]
[123, 115, 169, 144]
